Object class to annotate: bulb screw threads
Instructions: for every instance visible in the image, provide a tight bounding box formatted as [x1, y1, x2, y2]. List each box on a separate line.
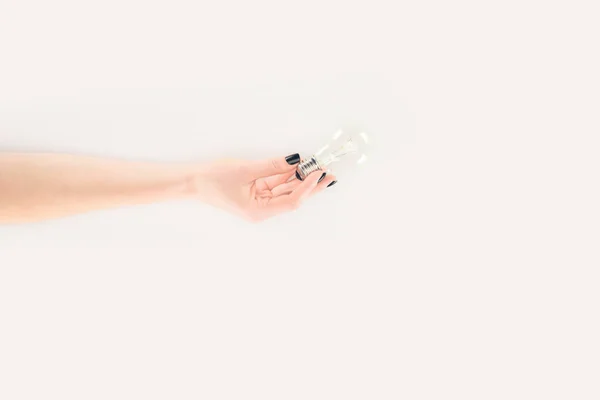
[296, 156, 321, 181]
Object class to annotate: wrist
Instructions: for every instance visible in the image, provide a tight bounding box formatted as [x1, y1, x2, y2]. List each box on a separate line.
[178, 163, 211, 200]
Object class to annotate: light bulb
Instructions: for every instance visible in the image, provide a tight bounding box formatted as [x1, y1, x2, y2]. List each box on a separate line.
[296, 129, 370, 180]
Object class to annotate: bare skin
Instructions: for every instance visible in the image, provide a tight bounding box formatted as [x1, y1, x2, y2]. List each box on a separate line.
[0, 153, 336, 224]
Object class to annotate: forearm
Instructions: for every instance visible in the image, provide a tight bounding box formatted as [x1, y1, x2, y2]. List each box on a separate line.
[0, 153, 199, 223]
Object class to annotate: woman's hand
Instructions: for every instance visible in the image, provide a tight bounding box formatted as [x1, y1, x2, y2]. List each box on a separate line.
[0, 152, 336, 224]
[191, 153, 337, 222]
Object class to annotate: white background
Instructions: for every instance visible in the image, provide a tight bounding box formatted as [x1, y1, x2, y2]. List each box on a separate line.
[1, 1, 599, 399]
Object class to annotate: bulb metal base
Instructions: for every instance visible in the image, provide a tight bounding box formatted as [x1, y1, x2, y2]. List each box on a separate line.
[296, 156, 321, 181]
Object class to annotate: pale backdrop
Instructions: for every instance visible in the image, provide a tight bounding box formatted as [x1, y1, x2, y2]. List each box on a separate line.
[1, 1, 598, 399]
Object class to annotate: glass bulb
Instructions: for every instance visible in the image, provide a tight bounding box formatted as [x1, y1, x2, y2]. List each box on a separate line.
[296, 129, 370, 180]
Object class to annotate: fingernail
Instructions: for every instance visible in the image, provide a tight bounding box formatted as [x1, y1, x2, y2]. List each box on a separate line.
[318, 173, 326, 183]
[286, 153, 300, 165]
[327, 180, 337, 188]
[295, 170, 303, 181]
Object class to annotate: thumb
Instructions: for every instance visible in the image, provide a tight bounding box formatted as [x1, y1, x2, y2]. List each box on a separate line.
[245, 153, 301, 179]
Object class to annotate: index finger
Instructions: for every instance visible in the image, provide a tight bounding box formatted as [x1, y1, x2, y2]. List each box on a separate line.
[267, 169, 324, 212]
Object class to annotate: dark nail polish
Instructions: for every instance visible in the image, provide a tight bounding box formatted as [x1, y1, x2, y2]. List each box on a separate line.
[318, 173, 326, 183]
[295, 170, 303, 181]
[286, 153, 300, 165]
[327, 180, 337, 188]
